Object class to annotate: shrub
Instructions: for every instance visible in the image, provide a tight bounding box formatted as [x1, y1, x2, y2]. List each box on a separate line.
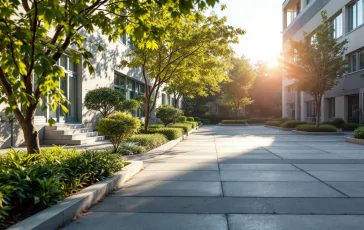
[127, 134, 168, 149]
[332, 118, 345, 126]
[247, 118, 270, 124]
[168, 123, 193, 132]
[97, 112, 141, 152]
[221, 120, 247, 124]
[156, 105, 183, 126]
[187, 117, 194, 121]
[149, 124, 165, 128]
[194, 117, 200, 121]
[354, 127, 364, 139]
[339, 123, 360, 131]
[84, 87, 125, 117]
[118, 142, 145, 155]
[178, 116, 187, 122]
[200, 119, 210, 124]
[296, 124, 337, 132]
[0, 147, 126, 222]
[148, 127, 183, 140]
[186, 121, 198, 128]
[121, 99, 141, 112]
[265, 120, 285, 127]
[280, 120, 307, 128]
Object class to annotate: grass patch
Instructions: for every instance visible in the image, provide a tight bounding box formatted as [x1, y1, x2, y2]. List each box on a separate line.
[127, 134, 168, 150]
[148, 127, 183, 140]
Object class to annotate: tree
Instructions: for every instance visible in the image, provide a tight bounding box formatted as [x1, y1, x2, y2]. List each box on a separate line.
[221, 57, 256, 114]
[121, 8, 244, 132]
[136, 94, 154, 116]
[283, 11, 348, 126]
[97, 112, 140, 153]
[0, 0, 219, 154]
[84, 88, 125, 118]
[156, 105, 183, 127]
[121, 99, 142, 113]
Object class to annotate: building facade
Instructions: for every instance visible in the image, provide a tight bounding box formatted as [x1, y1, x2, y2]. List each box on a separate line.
[282, 0, 364, 123]
[0, 30, 181, 148]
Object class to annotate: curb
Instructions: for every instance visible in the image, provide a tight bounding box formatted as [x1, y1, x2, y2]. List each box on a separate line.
[9, 161, 143, 230]
[345, 137, 364, 145]
[292, 130, 344, 135]
[264, 125, 281, 129]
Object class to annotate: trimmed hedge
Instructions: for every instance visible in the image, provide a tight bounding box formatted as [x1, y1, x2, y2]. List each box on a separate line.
[187, 121, 198, 128]
[354, 127, 364, 139]
[127, 134, 168, 149]
[280, 120, 307, 128]
[321, 118, 345, 127]
[0, 147, 126, 223]
[168, 123, 193, 132]
[149, 124, 165, 128]
[265, 120, 285, 127]
[339, 123, 360, 131]
[194, 117, 200, 121]
[148, 127, 183, 140]
[221, 120, 247, 124]
[187, 117, 194, 121]
[118, 142, 145, 155]
[296, 124, 337, 132]
[247, 118, 271, 124]
[178, 116, 187, 122]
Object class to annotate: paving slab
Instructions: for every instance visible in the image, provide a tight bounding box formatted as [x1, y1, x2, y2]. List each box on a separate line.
[222, 182, 345, 197]
[130, 170, 221, 182]
[268, 149, 329, 154]
[274, 153, 347, 159]
[295, 164, 364, 171]
[228, 214, 364, 230]
[65, 213, 228, 230]
[219, 153, 280, 160]
[327, 182, 364, 197]
[90, 197, 364, 214]
[219, 164, 298, 171]
[112, 181, 223, 197]
[220, 171, 317, 182]
[145, 163, 219, 171]
[307, 170, 364, 181]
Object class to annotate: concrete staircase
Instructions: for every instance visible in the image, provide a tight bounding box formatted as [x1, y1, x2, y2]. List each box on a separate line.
[44, 124, 105, 145]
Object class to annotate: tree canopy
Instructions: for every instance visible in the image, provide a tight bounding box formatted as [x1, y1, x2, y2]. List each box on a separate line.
[283, 11, 347, 126]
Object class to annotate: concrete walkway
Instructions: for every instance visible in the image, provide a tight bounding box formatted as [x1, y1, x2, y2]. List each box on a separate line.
[65, 125, 364, 230]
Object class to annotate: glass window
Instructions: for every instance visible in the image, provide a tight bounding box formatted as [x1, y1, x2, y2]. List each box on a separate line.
[60, 55, 67, 69]
[114, 73, 125, 88]
[353, 53, 357, 72]
[349, 0, 364, 32]
[69, 59, 76, 72]
[360, 50, 364, 70]
[328, 98, 335, 118]
[332, 13, 343, 39]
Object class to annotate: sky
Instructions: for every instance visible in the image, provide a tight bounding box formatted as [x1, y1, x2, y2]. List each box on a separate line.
[210, 0, 283, 66]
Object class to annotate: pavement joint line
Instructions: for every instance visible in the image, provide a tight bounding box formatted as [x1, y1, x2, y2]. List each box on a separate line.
[292, 164, 350, 198]
[262, 147, 284, 159]
[225, 214, 231, 230]
[213, 133, 226, 197]
[88, 211, 364, 215]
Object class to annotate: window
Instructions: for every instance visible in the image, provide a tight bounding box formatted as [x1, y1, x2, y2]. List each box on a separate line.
[310, 33, 317, 45]
[306, 100, 316, 118]
[332, 13, 343, 38]
[349, 0, 364, 32]
[120, 32, 127, 45]
[162, 94, 166, 104]
[328, 98, 335, 118]
[360, 50, 364, 70]
[348, 53, 358, 72]
[114, 73, 125, 88]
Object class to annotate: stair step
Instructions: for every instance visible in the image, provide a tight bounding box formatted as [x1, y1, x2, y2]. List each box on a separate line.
[44, 136, 105, 145]
[45, 124, 85, 131]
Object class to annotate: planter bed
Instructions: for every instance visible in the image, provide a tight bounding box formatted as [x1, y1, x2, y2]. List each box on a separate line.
[292, 130, 344, 135]
[280, 127, 296, 131]
[9, 161, 143, 230]
[345, 137, 364, 145]
[218, 123, 249, 126]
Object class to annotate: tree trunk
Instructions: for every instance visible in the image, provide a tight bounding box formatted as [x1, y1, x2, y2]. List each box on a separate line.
[315, 96, 322, 127]
[20, 120, 41, 154]
[144, 101, 150, 133]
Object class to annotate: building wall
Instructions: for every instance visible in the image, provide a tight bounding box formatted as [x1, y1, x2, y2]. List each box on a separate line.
[282, 0, 364, 123]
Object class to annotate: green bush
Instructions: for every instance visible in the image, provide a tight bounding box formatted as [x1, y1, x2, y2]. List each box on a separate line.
[168, 123, 193, 132]
[280, 120, 307, 128]
[178, 116, 187, 122]
[148, 127, 183, 140]
[149, 124, 165, 128]
[156, 105, 183, 126]
[354, 127, 364, 139]
[186, 121, 198, 128]
[322, 118, 345, 127]
[247, 118, 270, 124]
[97, 112, 141, 153]
[194, 117, 200, 121]
[0, 147, 126, 221]
[187, 117, 194, 121]
[118, 142, 146, 155]
[84, 87, 125, 117]
[339, 123, 360, 131]
[121, 99, 141, 112]
[265, 120, 285, 127]
[200, 119, 210, 124]
[221, 120, 247, 124]
[127, 134, 168, 149]
[296, 124, 337, 132]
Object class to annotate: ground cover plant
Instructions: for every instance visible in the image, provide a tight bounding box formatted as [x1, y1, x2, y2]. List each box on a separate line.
[280, 120, 307, 128]
[296, 124, 337, 132]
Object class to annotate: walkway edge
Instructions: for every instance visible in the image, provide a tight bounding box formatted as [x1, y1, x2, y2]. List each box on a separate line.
[8, 161, 143, 230]
[345, 137, 364, 145]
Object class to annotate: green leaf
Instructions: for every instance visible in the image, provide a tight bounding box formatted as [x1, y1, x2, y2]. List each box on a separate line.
[48, 118, 56, 127]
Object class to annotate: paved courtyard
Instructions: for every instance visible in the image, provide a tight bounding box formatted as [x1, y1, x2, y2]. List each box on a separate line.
[65, 125, 364, 230]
